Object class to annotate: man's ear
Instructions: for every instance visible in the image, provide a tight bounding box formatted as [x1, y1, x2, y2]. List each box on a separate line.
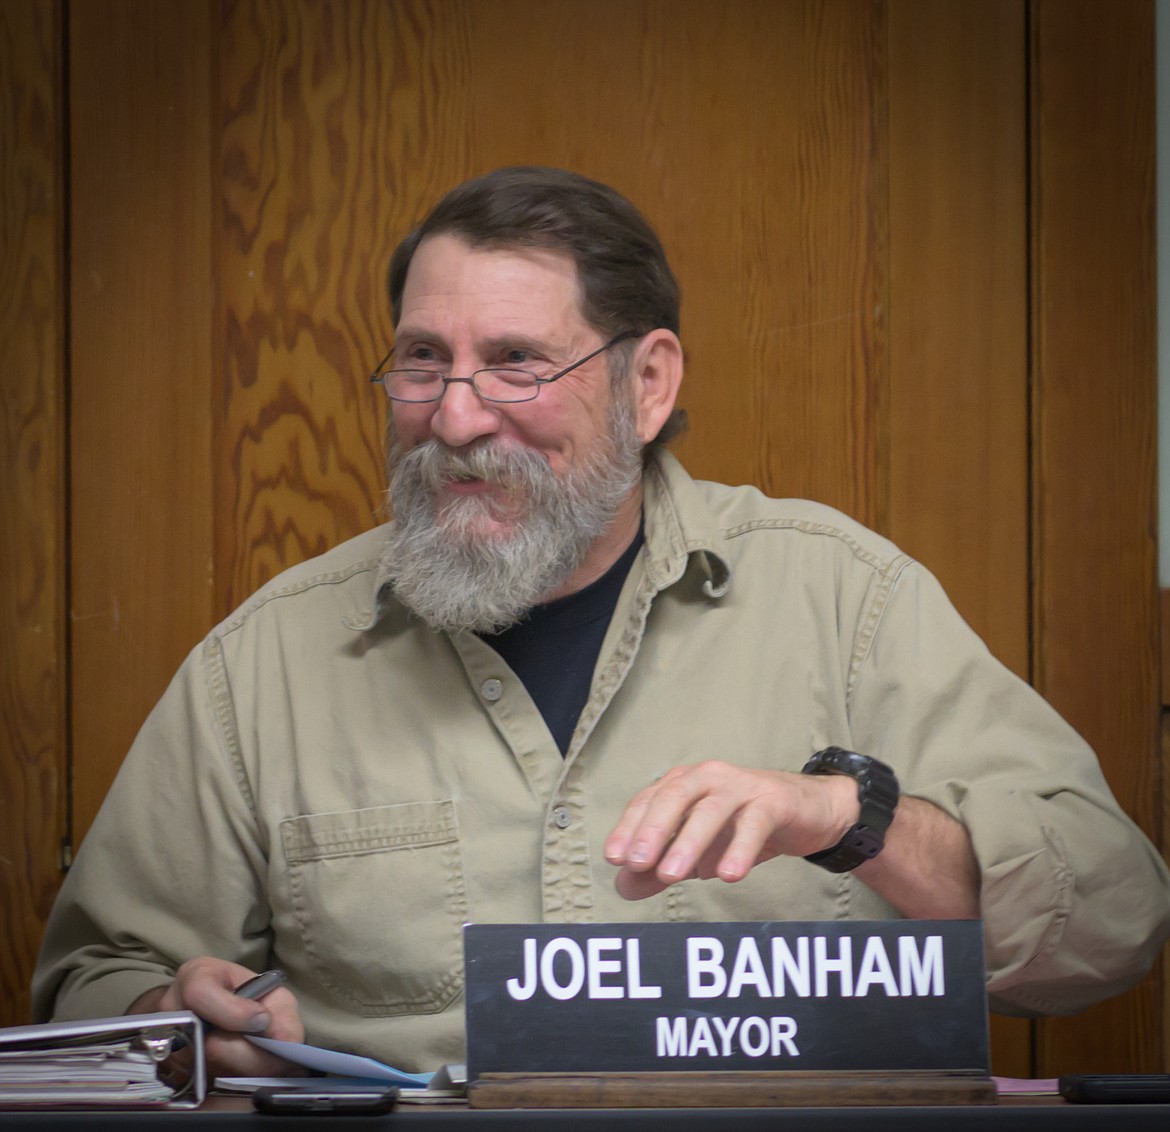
[629, 329, 684, 444]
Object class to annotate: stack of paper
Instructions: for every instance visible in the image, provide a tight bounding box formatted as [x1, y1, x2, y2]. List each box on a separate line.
[0, 1012, 204, 1108]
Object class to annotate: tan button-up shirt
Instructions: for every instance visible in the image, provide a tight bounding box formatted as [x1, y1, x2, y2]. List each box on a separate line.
[33, 450, 1170, 1072]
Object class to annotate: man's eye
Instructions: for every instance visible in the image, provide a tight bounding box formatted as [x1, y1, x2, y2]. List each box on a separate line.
[403, 346, 445, 369]
[502, 348, 534, 366]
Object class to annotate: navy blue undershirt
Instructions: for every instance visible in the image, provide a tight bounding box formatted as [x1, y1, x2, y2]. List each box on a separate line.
[478, 527, 644, 755]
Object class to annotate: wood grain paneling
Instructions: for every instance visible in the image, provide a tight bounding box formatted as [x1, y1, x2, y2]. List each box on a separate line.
[886, 0, 1029, 677]
[1030, 0, 1162, 1074]
[218, 0, 883, 610]
[886, 0, 1033, 1077]
[0, 0, 66, 1028]
[68, 0, 217, 842]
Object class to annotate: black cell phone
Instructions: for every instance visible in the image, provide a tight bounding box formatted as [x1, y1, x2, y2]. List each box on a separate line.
[252, 1085, 399, 1114]
[1058, 1074, 1170, 1104]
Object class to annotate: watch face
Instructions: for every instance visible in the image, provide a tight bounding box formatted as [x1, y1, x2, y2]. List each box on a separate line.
[803, 746, 869, 777]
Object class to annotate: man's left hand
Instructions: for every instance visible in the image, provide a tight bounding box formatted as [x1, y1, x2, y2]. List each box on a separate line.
[604, 760, 858, 900]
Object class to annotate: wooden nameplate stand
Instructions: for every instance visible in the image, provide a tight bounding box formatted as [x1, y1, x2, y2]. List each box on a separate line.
[468, 1070, 997, 1108]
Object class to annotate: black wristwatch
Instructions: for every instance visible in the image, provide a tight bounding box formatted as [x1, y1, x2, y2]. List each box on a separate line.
[800, 747, 900, 873]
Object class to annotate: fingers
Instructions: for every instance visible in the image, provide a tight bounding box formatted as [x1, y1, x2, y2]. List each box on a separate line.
[161, 1025, 299, 1084]
[613, 864, 672, 901]
[204, 1033, 302, 1079]
[167, 958, 270, 1033]
[605, 761, 784, 893]
[158, 957, 306, 1077]
[648, 800, 742, 885]
[709, 803, 780, 882]
[602, 778, 662, 867]
[258, 990, 304, 1044]
[603, 765, 714, 876]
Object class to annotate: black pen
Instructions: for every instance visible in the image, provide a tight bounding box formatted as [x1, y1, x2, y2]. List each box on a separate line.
[201, 969, 285, 1038]
[233, 969, 286, 1003]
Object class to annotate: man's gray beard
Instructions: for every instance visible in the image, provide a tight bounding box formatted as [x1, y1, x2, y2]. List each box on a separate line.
[381, 396, 643, 634]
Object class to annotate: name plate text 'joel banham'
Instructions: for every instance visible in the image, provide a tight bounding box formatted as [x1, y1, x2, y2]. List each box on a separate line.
[463, 921, 989, 1077]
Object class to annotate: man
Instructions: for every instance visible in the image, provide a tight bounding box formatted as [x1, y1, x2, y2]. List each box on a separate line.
[33, 167, 1170, 1078]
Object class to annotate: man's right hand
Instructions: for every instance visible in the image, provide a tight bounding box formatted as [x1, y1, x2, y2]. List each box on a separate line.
[128, 956, 305, 1079]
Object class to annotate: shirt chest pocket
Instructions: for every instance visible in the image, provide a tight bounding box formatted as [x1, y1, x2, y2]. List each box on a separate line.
[280, 800, 468, 1016]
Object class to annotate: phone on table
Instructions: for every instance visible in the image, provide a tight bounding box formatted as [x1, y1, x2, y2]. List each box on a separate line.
[252, 1084, 399, 1114]
[1058, 1074, 1170, 1104]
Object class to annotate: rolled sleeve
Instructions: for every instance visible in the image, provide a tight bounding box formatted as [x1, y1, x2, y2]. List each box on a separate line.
[851, 561, 1170, 1015]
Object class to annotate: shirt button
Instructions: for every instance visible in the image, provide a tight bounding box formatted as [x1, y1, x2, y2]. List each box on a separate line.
[481, 678, 503, 702]
[552, 806, 571, 829]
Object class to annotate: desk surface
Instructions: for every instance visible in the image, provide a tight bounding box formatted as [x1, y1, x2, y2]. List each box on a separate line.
[1, 1096, 1168, 1130]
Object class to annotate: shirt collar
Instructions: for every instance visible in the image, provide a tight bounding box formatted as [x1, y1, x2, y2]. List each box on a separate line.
[641, 447, 732, 599]
[344, 542, 396, 633]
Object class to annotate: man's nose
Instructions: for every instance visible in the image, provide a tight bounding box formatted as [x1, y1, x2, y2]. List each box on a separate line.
[427, 376, 502, 448]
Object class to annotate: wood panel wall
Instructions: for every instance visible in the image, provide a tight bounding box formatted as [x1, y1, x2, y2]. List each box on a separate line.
[1030, 0, 1162, 1073]
[67, 0, 218, 842]
[1, 0, 1163, 1076]
[0, 0, 66, 1028]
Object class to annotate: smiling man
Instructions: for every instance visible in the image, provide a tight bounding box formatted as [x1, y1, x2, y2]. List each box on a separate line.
[33, 167, 1170, 1079]
[382, 235, 657, 633]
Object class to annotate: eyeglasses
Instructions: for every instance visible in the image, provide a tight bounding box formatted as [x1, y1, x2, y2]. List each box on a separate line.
[369, 331, 637, 404]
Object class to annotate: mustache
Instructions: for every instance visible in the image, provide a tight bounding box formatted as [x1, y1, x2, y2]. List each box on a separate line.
[394, 439, 559, 498]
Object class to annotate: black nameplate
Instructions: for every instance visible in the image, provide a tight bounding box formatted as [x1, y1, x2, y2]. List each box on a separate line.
[464, 921, 988, 1078]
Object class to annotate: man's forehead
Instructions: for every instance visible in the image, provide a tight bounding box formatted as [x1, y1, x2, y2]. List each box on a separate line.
[397, 236, 589, 343]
